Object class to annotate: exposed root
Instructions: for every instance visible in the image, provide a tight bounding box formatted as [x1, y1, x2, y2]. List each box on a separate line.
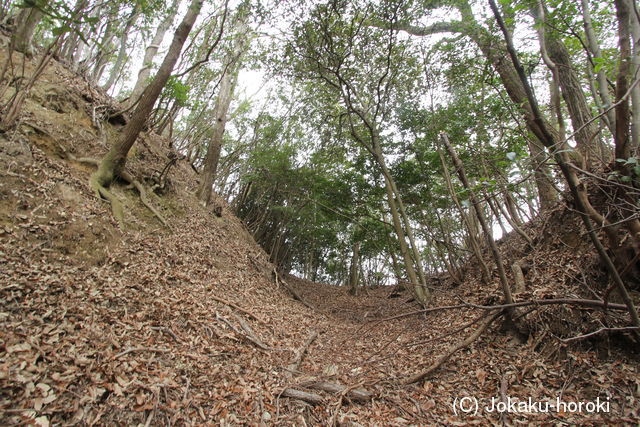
[90, 174, 125, 226]
[66, 152, 168, 228]
[120, 169, 169, 228]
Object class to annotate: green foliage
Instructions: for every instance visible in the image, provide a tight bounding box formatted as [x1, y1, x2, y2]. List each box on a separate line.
[162, 76, 191, 108]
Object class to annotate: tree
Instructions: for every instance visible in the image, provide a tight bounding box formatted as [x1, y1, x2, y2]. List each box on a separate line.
[380, 0, 560, 210]
[197, 4, 252, 206]
[101, 4, 141, 92]
[287, 1, 431, 304]
[127, 0, 180, 108]
[11, 0, 48, 56]
[90, 0, 204, 223]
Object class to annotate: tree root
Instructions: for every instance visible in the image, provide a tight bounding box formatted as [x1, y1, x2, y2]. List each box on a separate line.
[91, 174, 125, 226]
[66, 152, 168, 228]
[120, 169, 169, 228]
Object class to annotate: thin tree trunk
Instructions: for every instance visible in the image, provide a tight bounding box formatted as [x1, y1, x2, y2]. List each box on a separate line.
[628, 0, 640, 152]
[438, 148, 490, 281]
[348, 241, 360, 295]
[533, 4, 608, 167]
[197, 13, 250, 205]
[581, 0, 616, 133]
[373, 138, 430, 304]
[441, 132, 515, 318]
[102, 6, 140, 92]
[127, 0, 179, 109]
[91, 8, 117, 82]
[614, 0, 632, 163]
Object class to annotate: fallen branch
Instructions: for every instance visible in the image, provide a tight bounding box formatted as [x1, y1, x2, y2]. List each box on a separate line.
[287, 331, 318, 376]
[114, 347, 169, 359]
[210, 294, 266, 324]
[281, 388, 324, 405]
[216, 313, 271, 351]
[274, 269, 315, 310]
[373, 298, 629, 324]
[512, 262, 526, 293]
[560, 326, 640, 343]
[403, 311, 501, 384]
[232, 313, 271, 351]
[300, 381, 373, 403]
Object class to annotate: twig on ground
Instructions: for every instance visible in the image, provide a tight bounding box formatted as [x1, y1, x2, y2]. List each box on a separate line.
[560, 326, 640, 343]
[210, 294, 267, 324]
[281, 388, 324, 405]
[114, 347, 169, 359]
[287, 331, 318, 376]
[403, 311, 502, 384]
[150, 326, 180, 342]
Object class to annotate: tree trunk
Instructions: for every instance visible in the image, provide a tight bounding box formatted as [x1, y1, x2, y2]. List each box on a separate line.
[91, 6, 117, 82]
[488, 0, 640, 327]
[102, 6, 140, 92]
[348, 241, 360, 295]
[438, 148, 490, 281]
[127, 0, 179, 109]
[581, 0, 616, 133]
[397, 2, 559, 210]
[380, 155, 429, 304]
[533, 5, 608, 167]
[441, 132, 515, 319]
[614, 0, 632, 163]
[11, 2, 46, 55]
[91, 0, 203, 214]
[197, 14, 251, 206]
[628, 0, 640, 153]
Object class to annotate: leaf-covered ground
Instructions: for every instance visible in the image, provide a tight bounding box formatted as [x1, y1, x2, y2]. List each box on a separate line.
[1, 36, 639, 425]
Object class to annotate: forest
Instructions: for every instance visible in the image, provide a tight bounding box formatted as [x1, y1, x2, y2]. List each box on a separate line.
[0, 0, 639, 424]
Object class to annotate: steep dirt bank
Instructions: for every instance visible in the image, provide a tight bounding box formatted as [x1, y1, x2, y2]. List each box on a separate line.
[1, 39, 639, 425]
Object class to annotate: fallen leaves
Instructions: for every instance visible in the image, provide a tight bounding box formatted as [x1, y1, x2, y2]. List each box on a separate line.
[1, 46, 639, 425]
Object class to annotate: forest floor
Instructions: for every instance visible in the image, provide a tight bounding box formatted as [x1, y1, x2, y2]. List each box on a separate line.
[1, 35, 639, 425]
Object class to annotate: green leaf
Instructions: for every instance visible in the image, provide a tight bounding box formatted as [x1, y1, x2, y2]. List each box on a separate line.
[51, 25, 70, 36]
